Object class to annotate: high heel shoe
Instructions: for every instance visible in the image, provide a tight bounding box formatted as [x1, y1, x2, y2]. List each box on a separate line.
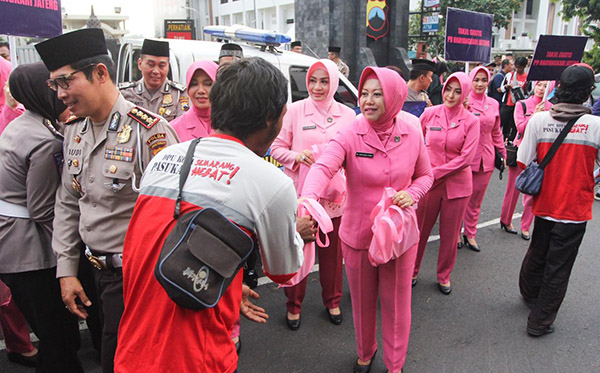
[521, 231, 531, 240]
[463, 234, 480, 252]
[500, 222, 518, 234]
[353, 350, 377, 373]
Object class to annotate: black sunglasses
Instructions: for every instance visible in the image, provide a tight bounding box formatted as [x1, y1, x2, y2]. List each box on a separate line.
[46, 63, 98, 91]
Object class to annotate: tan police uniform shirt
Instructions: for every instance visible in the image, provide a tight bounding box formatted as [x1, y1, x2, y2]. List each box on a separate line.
[0, 111, 63, 273]
[336, 59, 349, 78]
[406, 87, 430, 102]
[120, 78, 189, 122]
[52, 94, 179, 277]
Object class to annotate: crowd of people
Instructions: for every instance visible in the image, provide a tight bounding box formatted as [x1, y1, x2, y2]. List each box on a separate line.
[0, 27, 598, 373]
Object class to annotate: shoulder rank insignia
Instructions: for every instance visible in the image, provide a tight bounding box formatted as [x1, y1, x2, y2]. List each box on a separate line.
[127, 106, 160, 129]
[118, 81, 136, 90]
[64, 115, 84, 125]
[168, 81, 186, 92]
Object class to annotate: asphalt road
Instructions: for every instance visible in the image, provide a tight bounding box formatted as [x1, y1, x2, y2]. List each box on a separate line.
[2, 170, 600, 372]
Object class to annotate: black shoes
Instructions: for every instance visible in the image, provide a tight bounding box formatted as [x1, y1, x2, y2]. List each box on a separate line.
[286, 314, 301, 331]
[235, 338, 241, 355]
[438, 282, 452, 295]
[327, 308, 343, 325]
[527, 324, 555, 337]
[7, 352, 38, 367]
[353, 350, 377, 373]
[411, 277, 418, 287]
[521, 232, 531, 240]
[462, 234, 480, 252]
[500, 222, 518, 234]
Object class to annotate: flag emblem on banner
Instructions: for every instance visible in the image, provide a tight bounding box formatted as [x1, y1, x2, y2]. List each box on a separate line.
[366, 0, 389, 41]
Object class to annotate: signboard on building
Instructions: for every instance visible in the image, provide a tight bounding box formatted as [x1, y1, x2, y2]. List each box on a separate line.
[444, 8, 493, 63]
[424, 0, 440, 7]
[366, 0, 389, 41]
[0, 0, 62, 38]
[528, 35, 588, 81]
[423, 15, 439, 33]
[165, 20, 196, 40]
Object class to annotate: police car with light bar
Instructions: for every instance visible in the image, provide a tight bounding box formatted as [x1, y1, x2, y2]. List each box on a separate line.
[116, 25, 358, 110]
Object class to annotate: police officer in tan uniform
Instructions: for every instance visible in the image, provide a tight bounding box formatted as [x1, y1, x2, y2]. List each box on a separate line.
[35, 29, 179, 373]
[120, 39, 188, 122]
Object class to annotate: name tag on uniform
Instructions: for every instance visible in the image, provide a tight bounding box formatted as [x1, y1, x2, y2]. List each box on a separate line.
[430, 126, 442, 131]
[525, 114, 531, 117]
[356, 152, 374, 158]
[302, 125, 317, 130]
[473, 113, 481, 116]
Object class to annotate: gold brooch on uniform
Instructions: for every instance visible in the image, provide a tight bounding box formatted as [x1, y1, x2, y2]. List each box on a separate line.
[72, 177, 82, 193]
[72, 159, 79, 167]
[327, 117, 333, 123]
[163, 93, 173, 106]
[108, 165, 118, 174]
[117, 124, 132, 144]
[74, 135, 81, 143]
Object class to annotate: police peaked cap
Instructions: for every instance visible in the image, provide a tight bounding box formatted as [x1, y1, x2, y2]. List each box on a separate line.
[35, 29, 108, 71]
[291, 41, 302, 48]
[410, 59, 435, 72]
[328, 46, 341, 54]
[219, 43, 243, 58]
[141, 39, 170, 58]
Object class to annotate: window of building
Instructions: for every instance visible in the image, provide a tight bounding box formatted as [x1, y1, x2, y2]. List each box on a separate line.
[220, 0, 228, 4]
[526, 0, 534, 15]
[289, 66, 357, 109]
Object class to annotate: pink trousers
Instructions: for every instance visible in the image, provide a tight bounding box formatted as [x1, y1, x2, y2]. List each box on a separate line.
[500, 166, 534, 232]
[284, 217, 343, 314]
[413, 183, 469, 284]
[463, 170, 493, 238]
[0, 280, 35, 354]
[342, 243, 416, 372]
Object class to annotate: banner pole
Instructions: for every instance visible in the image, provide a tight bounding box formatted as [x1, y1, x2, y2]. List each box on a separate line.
[8, 36, 17, 69]
[465, 61, 469, 73]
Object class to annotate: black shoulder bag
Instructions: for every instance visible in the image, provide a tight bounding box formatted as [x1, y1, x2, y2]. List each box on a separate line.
[154, 139, 254, 310]
[515, 115, 582, 196]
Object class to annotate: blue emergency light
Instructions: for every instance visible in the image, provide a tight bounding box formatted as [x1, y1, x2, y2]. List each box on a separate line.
[203, 25, 291, 46]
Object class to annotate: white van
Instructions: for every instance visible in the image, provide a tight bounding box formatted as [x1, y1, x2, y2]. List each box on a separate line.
[116, 37, 359, 111]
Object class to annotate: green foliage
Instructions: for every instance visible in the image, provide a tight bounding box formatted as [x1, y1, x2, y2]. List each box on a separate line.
[559, 0, 600, 72]
[409, 0, 521, 57]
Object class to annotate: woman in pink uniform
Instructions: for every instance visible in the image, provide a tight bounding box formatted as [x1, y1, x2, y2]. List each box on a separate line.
[302, 66, 433, 373]
[170, 60, 218, 140]
[460, 66, 506, 251]
[500, 80, 554, 239]
[271, 59, 355, 329]
[412, 72, 480, 295]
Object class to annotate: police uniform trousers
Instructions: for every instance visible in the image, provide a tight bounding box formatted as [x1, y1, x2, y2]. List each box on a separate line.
[0, 268, 83, 373]
[342, 242, 416, 372]
[0, 280, 36, 354]
[91, 265, 124, 373]
[519, 217, 586, 333]
[501, 166, 534, 233]
[413, 183, 469, 284]
[284, 217, 343, 314]
[462, 168, 493, 238]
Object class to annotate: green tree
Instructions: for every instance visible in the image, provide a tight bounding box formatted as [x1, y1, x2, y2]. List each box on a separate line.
[409, 0, 520, 57]
[559, 0, 600, 72]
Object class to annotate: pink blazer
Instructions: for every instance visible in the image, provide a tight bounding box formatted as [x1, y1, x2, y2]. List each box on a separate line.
[514, 96, 553, 147]
[467, 95, 506, 172]
[270, 98, 356, 190]
[302, 116, 433, 250]
[170, 106, 213, 141]
[421, 105, 480, 199]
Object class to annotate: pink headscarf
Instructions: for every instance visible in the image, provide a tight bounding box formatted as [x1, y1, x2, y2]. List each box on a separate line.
[170, 60, 218, 141]
[442, 71, 471, 121]
[468, 66, 491, 111]
[185, 60, 218, 124]
[305, 59, 340, 111]
[358, 66, 407, 132]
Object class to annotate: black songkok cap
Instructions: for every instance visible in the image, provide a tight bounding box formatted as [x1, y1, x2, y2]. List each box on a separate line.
[35, 28, 108, 71]
[219, 43, 243, 59]
[560, 65, 595, 89]
[410, 59, 435, 72]
[328, 46, 341, 54]
[141, 39, 170, 57]
[485, 61, 496, 67]
[291, 41, 302, 48]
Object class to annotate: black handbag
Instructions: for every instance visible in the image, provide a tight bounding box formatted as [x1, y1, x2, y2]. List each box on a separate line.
[494, 148, 505, 180]
[505, 141, 518, 167]
[516, 116, 582, 196]
[154, 139, 254, 310]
